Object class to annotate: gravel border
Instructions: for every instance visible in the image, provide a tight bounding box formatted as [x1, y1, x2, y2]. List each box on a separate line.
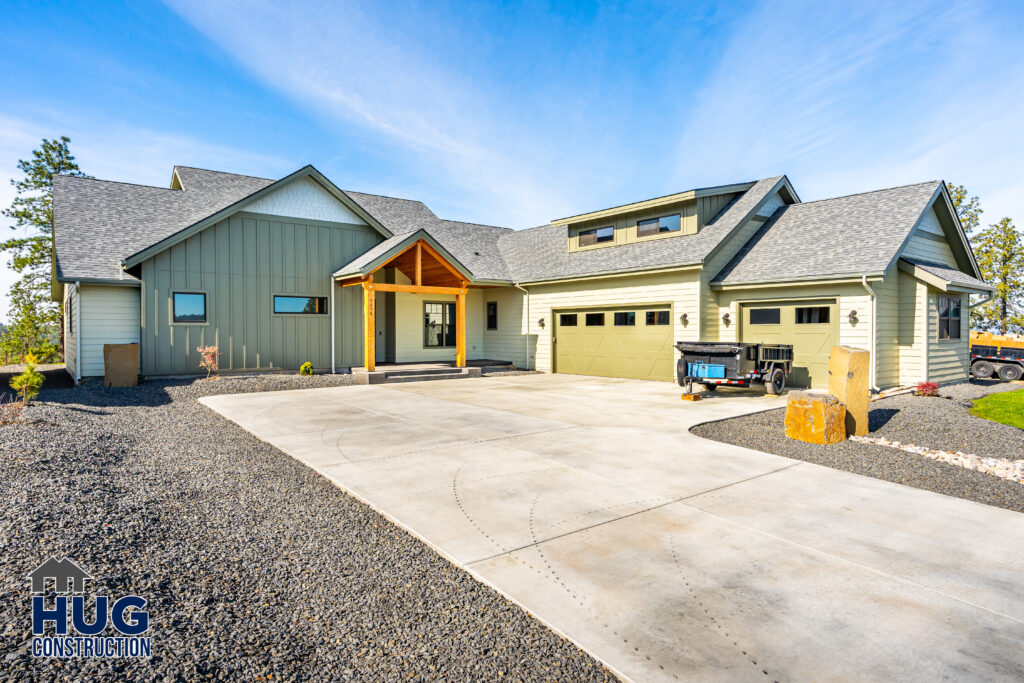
[1, 375, 613, 681]
[693, 380, 1024, 513]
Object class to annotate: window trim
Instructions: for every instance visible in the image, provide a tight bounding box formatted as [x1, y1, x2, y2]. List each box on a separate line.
[423, 300, 457, 349]
[171, 291, 208, 325]
[272, 294, 329, 315]
[636, 213, 682, 239]
[937, 294, 962, 341]
[486, 301, 498, 331]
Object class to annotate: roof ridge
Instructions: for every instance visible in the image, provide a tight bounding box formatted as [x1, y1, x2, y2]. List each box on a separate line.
[55, 175, 181, 192]
[790, 180, 941, 207]
[343, 188, 429, 204]
[441, 218, 513, 231]
[173, 165, 275, 181]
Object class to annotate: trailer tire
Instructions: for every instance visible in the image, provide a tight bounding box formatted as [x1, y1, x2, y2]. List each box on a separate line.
[698, 383, 718, 392]
[997, 363, 1023, 382]
[972, 360, 995, 379]
[765, 368, 786, 395]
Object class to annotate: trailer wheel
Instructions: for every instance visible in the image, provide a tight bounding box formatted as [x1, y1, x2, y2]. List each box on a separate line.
[972, 360, 995, 379]
[699, 383, 718, 392]
[765, 368, 786, 395]
[997, 363, 1023, 382]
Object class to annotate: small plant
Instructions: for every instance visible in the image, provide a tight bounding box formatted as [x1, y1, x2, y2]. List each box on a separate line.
[914, 381, 940, 397]
[10, 352, 44, 406]
[196, 345, 221, 379]
[0, 394, 23, 425]
[299, 362, 315, 376]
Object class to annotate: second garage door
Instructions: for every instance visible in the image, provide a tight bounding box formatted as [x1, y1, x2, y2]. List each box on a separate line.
[554, 306, 674, 381]
[740, 300, 838, 388]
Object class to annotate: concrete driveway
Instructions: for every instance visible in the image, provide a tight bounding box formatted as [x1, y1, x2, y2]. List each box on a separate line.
[201, 374, 1024, 681]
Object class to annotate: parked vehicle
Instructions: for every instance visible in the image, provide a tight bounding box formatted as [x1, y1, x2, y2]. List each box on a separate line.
[675, 341, 793, 395]
[970, 331, 1024, 381]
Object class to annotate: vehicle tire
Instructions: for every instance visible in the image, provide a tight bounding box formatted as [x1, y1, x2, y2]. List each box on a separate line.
[972, 360, 995, 379]
[996, 363, 1023, 382]
[701, 383, 718, 392]
[765, 368, 786, 395]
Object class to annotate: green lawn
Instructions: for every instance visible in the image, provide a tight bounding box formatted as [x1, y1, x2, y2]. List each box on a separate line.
[970, 388, 1024, 429]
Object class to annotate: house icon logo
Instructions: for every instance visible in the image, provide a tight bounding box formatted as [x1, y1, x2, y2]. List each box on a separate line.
[27, 557, 92, 594]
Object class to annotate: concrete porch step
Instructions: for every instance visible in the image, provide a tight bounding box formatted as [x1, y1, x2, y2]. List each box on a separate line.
[354, 366, 483, 385]
[385, 367, 465, 378]
[384, 371, 472, 383]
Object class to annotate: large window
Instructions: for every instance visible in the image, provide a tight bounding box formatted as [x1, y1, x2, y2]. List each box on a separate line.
[938, 295, 961, 340]
[424, 302, 456, 348]
[637, 214, 681, 238]
[796, 306, 830, 324]
[274, 295, 328, 314]
[748, 308, 780, 325]
[578, 226, 614, 247]
[486, 301, 498, 330]
[172, 292, 206, 323]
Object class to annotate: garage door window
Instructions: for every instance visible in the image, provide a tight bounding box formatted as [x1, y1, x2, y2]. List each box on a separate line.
[613, 311, 635, 326]
[645, 310, 670, 325]
[938, 296, 961, 340]
[749, 308, 780, 325]
[559, 313, 578, 326]
[585, 313, 605, 326]
[795, 306, 830, 324]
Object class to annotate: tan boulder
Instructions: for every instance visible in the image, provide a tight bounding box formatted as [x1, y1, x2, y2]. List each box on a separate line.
[828, 345, 870, 436]
[784, 391, 847, 445]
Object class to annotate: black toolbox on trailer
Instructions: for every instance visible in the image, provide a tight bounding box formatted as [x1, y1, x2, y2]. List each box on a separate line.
[675, 341, 794, 395]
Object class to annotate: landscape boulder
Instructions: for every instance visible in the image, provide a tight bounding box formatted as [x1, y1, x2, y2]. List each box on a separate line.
[784, 390, 847, 445]
[828, 345, 870, 436]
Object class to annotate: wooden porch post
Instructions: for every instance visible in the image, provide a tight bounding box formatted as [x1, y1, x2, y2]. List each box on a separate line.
[362, 279, 375, 371]
[455, 281, 467, 368]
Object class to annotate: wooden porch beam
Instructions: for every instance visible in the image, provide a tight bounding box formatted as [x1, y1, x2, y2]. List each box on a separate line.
[365, 282, 466, 295]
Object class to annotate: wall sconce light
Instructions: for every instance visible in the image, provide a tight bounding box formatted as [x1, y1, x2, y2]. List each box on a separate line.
[848, 310, 858, 324]
[538, 317, 545, 329]
[722, 312, 731, 324]
[679, 312, 688, 324]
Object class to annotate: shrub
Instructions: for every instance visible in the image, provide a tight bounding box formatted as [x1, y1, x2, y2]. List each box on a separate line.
[10, 353, 44, 406]
[299, 362, 315, 376]
[914, 381, 940, 397]
[0, 394, 23, 425]
[196, 345, 221, 378]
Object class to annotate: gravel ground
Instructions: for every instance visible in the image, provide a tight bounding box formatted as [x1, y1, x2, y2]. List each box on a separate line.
[1, 374, 612, 681]
[693, 380, 1024, 514]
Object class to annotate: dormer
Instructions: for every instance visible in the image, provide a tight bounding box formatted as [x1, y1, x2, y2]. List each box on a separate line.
[557, 181, 756, 253]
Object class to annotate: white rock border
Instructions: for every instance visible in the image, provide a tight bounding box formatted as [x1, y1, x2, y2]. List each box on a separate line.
[849, 435, 1024, 484]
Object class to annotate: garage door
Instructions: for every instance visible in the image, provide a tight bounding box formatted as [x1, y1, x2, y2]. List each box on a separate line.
[554, 306, 674, 381]
[740, 300, 838, 388]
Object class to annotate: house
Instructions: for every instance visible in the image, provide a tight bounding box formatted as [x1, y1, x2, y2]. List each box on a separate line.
[28, 557, 92, 593]
[52, 165, 993, 389]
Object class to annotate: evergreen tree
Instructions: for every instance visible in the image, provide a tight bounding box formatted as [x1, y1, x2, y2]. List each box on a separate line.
[0, 136, 89, 362]
[947, 183, 983, 237]
[971, 217, 1024, 334]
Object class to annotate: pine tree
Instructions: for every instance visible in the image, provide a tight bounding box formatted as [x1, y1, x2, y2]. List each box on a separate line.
[0, 136, 89, 362]
[947, 183, 983, 237]
[971, 217, 1024, 334]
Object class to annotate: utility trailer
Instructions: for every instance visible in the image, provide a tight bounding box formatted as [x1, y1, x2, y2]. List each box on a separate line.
[675, 341, 793, 395]
[970, 331, 1024, 381]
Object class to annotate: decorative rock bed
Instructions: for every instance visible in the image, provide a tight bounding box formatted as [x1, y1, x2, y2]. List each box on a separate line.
[849, 435, 1024, 484]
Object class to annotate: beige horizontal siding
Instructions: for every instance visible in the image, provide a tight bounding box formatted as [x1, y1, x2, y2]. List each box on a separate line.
[63, 283, 77, 379]
[898, 271, 925, 384]
[927, 291, 969, 383]
[902, 230, 957, 267]
[873, 272, 901, 388]
[481, 287, 531, 368]
[79, 285, 141, 377]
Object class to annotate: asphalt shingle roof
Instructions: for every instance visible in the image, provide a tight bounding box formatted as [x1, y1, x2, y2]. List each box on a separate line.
[901, 257, 991, 290]
[712, 181, 943, 286]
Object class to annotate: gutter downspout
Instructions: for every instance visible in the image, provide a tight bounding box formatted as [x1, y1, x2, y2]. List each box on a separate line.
[74, 281, 82, 385]
[860, 275, 878, 391]
[330, 277, 336, 373]
[514, 283, 530, 370]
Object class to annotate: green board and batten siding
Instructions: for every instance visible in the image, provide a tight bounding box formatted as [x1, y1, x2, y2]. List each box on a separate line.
[139, 211, 382, 375]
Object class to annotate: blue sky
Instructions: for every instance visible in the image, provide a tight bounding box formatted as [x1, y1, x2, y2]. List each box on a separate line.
[1, 0, 1023, 322]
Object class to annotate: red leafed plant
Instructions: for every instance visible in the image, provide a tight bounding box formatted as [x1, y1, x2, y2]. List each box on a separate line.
[914, 381, 940, 397]
[197, 345, 221, 378]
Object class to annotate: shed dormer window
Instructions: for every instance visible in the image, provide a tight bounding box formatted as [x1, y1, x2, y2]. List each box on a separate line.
[578, 226, 614, 246]
[637, 214, 681, 238]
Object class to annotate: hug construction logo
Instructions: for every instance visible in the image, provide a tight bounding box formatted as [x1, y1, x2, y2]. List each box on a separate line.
[27, 557, 152, 659]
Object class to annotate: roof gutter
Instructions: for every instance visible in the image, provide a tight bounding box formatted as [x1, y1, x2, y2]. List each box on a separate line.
[861, 275, 879, 392]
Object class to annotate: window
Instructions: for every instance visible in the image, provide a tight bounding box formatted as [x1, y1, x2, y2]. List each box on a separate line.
[486, 301, 498, 330]
[938, 295, 961, 340]
[637, 214, 681, 238]
[559, 313, 578, 326]
[795, 306, 830, 324]
[748, 308, 780, 325]
[578, 226, 614, 247]
[645, 310, 670, 326]
[424, 302, 456, 347]
[65, 300, 73, 335]
[613, 311, 636, 326]
[273, 295, 328, 314]
[173, 292, 206, 323]
[585, 312, 605, 326]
